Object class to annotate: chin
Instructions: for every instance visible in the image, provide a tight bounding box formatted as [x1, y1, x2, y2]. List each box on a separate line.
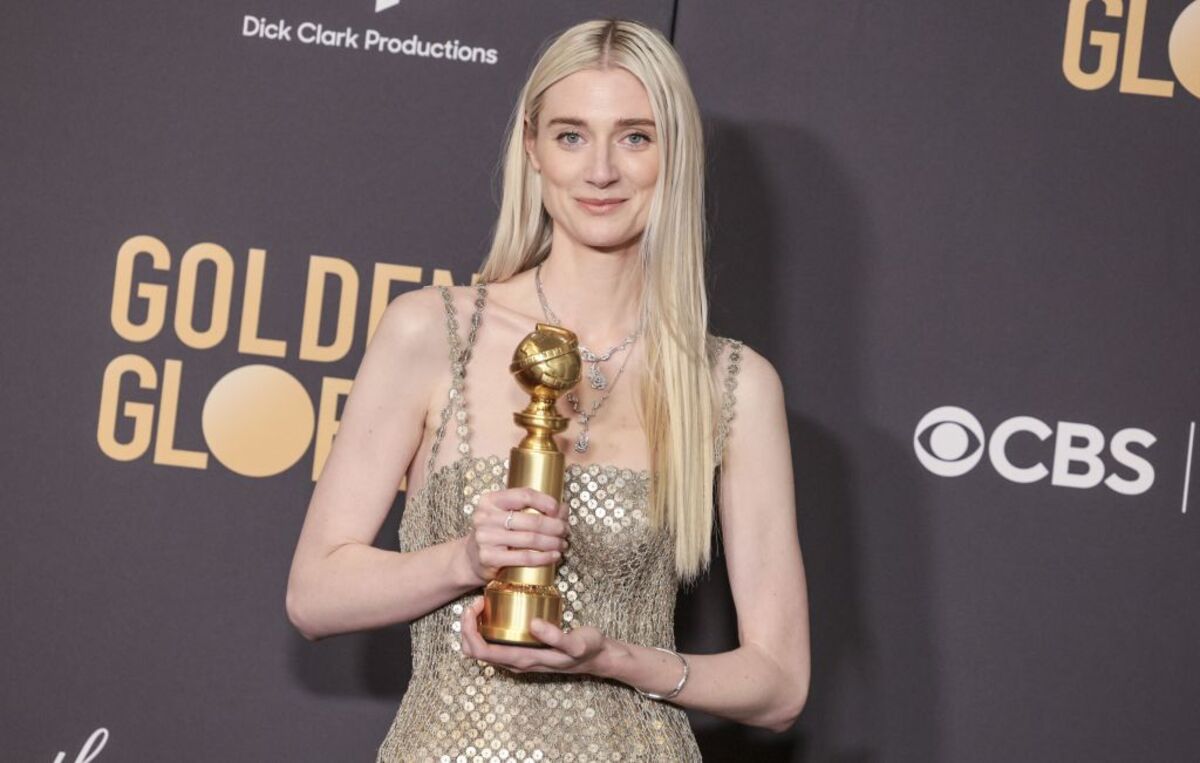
[571, 223, 641, 247]
[579, 233, 642, 251]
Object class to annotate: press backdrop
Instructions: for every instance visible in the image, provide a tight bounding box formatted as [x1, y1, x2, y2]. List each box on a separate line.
[4, 1, 1198, 761]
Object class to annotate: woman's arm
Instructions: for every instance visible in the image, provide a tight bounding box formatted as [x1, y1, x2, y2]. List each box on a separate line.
[454, 341, 811, 732]
[285, 287, 480, 641]
[597, 343, 811, 732]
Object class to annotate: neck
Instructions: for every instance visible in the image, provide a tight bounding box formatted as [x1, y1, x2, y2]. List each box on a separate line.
[536, 234, 645, 348]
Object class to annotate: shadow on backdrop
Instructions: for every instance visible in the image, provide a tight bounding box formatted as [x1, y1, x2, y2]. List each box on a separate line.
[288, 492, 413, 698]
[678, 118, 936, 762]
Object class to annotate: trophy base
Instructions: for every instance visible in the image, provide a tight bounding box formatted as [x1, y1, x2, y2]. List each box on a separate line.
[479, 579, 563, 647]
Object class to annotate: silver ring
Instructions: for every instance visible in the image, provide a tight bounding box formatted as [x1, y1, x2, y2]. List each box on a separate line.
[504, 512, 514, 531]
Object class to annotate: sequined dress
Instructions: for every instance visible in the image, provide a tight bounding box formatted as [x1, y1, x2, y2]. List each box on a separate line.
[377, 283, 744, 763]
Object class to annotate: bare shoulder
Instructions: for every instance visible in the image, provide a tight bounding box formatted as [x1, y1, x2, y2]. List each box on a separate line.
[710, 335, 785, 413]
[373, 284, 450, 363]
[710, 335, 780, 386]
[733, 341, 783, 400]
[711, 338, 789, 481]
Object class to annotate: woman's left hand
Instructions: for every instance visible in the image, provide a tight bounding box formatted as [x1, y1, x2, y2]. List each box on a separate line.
[458, 595, 611, 676]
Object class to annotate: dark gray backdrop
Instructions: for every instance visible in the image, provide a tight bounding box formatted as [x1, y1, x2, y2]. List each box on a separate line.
[4, 1, 1198, 761]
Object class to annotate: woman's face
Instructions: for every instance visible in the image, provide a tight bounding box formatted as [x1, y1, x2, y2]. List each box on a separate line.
[525, 67, 660, 253]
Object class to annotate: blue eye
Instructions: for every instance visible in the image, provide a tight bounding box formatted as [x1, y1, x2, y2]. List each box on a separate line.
[557, 131, 582, 145]
[627, 132, 651, 145]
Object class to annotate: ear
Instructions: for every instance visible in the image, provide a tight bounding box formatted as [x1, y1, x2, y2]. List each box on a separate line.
[523, 118, 541, 173]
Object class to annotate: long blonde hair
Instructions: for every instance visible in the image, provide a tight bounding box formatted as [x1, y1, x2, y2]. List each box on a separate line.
[479, 18, 717, 584]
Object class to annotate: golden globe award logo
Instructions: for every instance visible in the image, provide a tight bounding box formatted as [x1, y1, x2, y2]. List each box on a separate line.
[1063, 0, 1200, 98]
[96, 234, 469, 482]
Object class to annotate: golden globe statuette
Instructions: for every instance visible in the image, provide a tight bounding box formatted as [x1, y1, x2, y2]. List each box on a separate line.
[479, 323, 581, 646]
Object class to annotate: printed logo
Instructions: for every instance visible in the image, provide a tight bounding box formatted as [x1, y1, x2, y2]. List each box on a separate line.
[52, 727, 108, 763]
[913, 406, 986, 477]
[240, 7, 500, 65]
[914, 405, 1158, 495]
[1062, 0, 1200, 98]
[97, 235, 472, 482]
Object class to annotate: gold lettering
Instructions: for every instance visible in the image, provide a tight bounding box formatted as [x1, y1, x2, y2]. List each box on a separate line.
[111, 235, 170, 342]
[312, 376, 351, 482]
[1063, 0, 1124, 90]
[153, 359, 208, 469]
[97, 354, 157, 461]
[1119, 0, 1176, 96]
[300, 255, 359, 362]
[1168, 1, 1200, 98]
[175, 243, 235, 350]
[238, 248, 288, 358]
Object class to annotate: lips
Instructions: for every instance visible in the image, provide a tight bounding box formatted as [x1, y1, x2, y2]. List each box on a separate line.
[576, 197, 627, 213]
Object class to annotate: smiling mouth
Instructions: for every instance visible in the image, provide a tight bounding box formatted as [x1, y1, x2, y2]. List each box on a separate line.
[576, 198, 627, 213]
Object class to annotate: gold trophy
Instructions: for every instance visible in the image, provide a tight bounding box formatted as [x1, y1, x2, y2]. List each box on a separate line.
[479, 323, 581, 646]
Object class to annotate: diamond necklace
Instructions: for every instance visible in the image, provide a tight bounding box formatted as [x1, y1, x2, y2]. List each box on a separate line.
[534, 261, 642, 453]
[534, 262, 641, 391]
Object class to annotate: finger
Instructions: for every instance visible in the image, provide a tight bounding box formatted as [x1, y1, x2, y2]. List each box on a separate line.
[490, 509, 569, 539]
[481, 526, 567, 552]
[459, 597, 485, 657]
[488, 488, 560, 516]
[529, 617, 562, 644]
[502, 531, 565, 553]
[461, 605, 578, 672]
[461, 598, 531, 667]
[463, 620, 523, 668]
[470, 507, 487, 530]
[529, 618, 585, 657]
[504, 547, 562, 566]
[477, 523, 564, 551]
[476, 543, 561, 573]
[463, 596, 497, 659]
[485, 639, 578, 673]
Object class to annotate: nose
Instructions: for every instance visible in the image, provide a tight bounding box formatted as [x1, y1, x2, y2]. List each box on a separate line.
[585, 142, 618, 188]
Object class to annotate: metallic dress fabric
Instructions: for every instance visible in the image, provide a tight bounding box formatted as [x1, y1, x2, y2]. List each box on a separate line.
[377, 284, 743, 763]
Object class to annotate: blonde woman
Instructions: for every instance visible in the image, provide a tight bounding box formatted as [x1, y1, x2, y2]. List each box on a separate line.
[286, 18, 810, 761]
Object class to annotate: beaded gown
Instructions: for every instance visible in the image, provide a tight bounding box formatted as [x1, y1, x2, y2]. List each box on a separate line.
[376, 283, 744, 763]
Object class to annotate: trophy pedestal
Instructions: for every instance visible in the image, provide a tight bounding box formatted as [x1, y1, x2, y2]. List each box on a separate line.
[479, 442, 567, 647]
[479, 580, 564, 646]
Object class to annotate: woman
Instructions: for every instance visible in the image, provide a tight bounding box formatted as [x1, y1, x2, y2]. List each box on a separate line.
[286, 18, 810, 761]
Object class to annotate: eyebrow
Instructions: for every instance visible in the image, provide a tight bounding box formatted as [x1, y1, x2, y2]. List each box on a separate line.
[545, 117, 657, 129]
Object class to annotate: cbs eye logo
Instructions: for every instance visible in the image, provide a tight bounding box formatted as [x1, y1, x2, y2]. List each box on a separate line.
[913, 406, 986, 477]
[913, 405, 1157, 495]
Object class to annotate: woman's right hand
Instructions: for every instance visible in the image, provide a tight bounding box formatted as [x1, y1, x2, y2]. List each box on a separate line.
[463, 487, 571, 585]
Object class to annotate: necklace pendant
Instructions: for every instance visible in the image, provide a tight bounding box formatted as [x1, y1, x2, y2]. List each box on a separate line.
[587, 363, 607, 390]
[574, 430, 590, 453]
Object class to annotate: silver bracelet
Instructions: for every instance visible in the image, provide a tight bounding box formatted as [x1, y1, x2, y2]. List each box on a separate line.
[635, 646, 690, 701]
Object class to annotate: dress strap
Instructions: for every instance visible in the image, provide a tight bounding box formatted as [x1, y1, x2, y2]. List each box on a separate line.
[709, 336, 745, 469]
[424, 283, 488, 477]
